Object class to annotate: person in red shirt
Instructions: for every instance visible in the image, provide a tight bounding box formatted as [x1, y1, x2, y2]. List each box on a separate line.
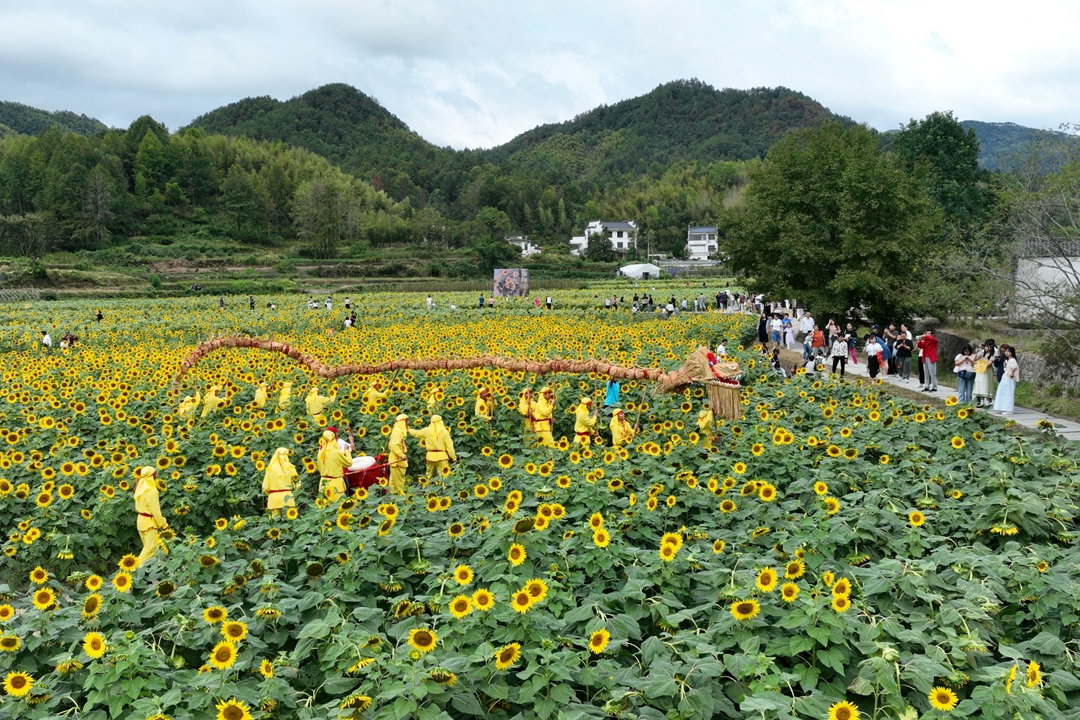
[916, 329, 939, 392]
[810, 325, 826, 359]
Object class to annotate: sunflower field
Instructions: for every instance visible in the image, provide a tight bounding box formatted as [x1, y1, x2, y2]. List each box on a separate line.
[0, 291, 1078, 720]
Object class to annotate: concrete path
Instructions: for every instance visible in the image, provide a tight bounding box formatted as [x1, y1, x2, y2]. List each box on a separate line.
[830, 355, 1080, 442]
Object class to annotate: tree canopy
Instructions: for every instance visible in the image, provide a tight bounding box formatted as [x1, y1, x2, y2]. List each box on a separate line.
[725, 122, 941, 323]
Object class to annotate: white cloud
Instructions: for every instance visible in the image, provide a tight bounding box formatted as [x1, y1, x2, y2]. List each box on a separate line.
[0, 0, 1076, 147]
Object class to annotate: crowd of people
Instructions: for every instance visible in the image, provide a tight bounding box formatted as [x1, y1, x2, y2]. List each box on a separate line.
[755, 303, 1022, 414]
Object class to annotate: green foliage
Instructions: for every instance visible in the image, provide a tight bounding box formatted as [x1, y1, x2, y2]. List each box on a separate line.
[726, 123, 941, 323]
[0, 117, 407, 256]
[961, 121, 1054, 171]
[0, 294, 1077, 719]
[583, 232, 617, 262]
[893, 111, 995, 228]
[0, 101, 107, 137]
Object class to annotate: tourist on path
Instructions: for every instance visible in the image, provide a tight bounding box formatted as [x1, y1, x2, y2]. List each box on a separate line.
[992, 346, 1019, 415]
[829, 335, 849, 378]
[973, 342, 994, 408]
[917, 330, 939, 392]
[954, 345, 976, 404]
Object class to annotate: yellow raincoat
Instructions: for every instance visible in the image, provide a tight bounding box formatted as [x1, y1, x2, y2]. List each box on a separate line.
[201, 386, 225, 417]
[474, 391, 494, 423]
[177, 389, 201, 418]
[278, 382, 293, 410]
[696, 408, 715, 448]
[254, 384, 269, 408]
[362, 382, 390, 408]
[531, 387, 556, 447]
[262, 448, 299, 516]
[574, 398, 597, 446]
[517, 389, 534, 436]
[387, 414, 410, 494]
[305, 386, 336, 421]
[317, 430, 351, 501]
[409, 414, 456, 479]
[610, 411, 636, 447]
[134, 466, 168, 566]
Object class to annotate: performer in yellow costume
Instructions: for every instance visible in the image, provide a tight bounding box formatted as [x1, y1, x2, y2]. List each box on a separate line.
[305, 385, 336, 422]
[316, 429, 351, 501]
[362, 381, 390, 408]
[177, 388, 201, 418]
[387, 414, 410, 494]
[201, 385, 225, 417]
[134, 467, 169, 566]
[254, 383, 269, 408]
[409, 414, 457, 479]
[262, 447, 299, 517]
[574, 396, 597, 446]
[696, 407, 715, 448]
[531, 387, 556, 447]
[474, 388, 494, 424]
[610, 409, 637, 447]
[278, 381, 293, 411]
[517, 388, 534, 438]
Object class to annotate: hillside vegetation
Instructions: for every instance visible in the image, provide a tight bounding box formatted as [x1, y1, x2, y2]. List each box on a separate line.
[0, 80, 1055, 299]
[959, 120, 1055, 170]
[0, 100, 108, 137]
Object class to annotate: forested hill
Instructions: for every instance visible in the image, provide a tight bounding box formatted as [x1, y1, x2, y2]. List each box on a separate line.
[960, 120, 1050, 170]
[487, 80, 848, 181]
[184, 84, 464, 196]
[0, 101, 107, 137]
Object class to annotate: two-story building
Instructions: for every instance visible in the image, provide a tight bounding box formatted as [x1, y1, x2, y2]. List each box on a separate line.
[569, 220, 638, 256]
[505, 235, 542, 257]
[685, 226, 718, 261]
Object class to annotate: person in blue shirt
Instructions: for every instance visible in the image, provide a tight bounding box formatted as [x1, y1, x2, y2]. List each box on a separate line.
[604, 379, 621, 408]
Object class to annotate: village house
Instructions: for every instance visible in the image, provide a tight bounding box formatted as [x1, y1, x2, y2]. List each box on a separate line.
[569, 220, 638, 256]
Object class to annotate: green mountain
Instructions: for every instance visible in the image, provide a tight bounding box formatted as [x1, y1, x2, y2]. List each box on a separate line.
[487, 80, 848, 182]
[184, 83, 463, 195]
[0, 100, 107, 136]
[960, 120, 1049, 170]
[187, 80, 844, 188]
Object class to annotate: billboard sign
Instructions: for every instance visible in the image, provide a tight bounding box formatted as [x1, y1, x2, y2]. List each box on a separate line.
[493, 268, 530, 297]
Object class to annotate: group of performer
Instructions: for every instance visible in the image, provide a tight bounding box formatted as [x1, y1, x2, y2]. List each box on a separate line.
[138, 375, 713, 568]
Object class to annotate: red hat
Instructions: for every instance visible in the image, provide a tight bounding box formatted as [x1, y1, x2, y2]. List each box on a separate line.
[326, 426, 338, 436]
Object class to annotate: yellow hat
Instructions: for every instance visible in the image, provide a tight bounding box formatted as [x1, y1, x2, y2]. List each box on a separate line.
[137, 466, 156, 478]
[431, 414, 442, 423]
[396, 414, 409, 422]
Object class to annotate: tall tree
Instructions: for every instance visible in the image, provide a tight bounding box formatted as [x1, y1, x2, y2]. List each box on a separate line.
[79, 165, 116, 247]
[220, 162, 259, 237]
[293, 174, 359, 258]
[584, 231, 617, 262]
[725, 122, 940, 323]
[892, 111, 995, 227]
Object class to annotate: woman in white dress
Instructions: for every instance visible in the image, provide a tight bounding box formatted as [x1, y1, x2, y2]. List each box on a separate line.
[992, 346, 1019, 415]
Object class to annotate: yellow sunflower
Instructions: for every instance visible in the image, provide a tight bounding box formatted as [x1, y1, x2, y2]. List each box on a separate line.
[730, 599, 760, 621]
[407, 627, 437, 654]
[756, 567, 778, 593]
[494, 642, 521, 670]
[928, 686, 958, 711]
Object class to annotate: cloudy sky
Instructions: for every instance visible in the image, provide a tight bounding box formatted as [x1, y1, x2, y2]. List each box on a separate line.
[1, 0, 1077, 149]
